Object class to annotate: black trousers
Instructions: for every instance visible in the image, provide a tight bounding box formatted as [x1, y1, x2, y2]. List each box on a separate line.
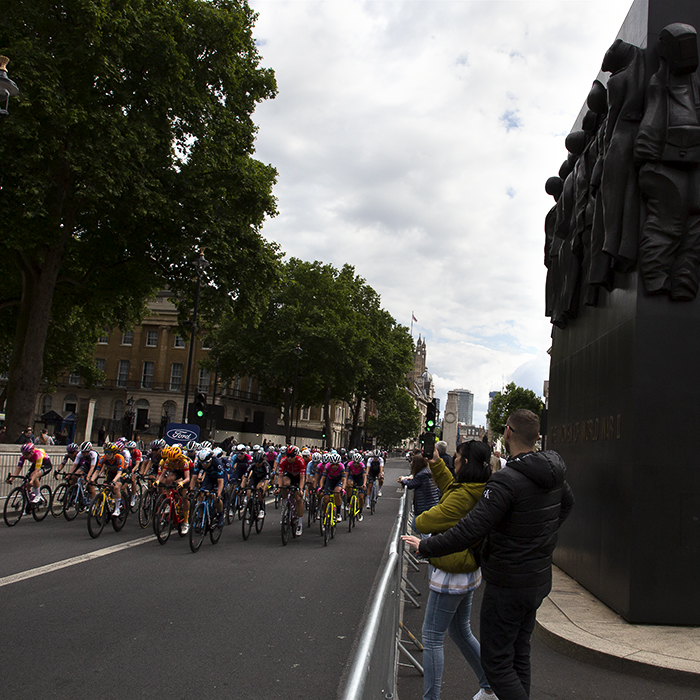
[479, 580, 551, 700]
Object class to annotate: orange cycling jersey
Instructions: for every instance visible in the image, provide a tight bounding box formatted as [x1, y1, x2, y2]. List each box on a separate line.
[157, 455, 191, 479]
[99, 453, 126, 473]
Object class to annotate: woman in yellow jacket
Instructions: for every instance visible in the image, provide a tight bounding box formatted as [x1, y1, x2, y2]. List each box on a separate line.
[404, 440, 496, 700]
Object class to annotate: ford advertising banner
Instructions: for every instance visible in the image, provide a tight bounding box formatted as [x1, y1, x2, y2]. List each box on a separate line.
[164, 423, 200, 445]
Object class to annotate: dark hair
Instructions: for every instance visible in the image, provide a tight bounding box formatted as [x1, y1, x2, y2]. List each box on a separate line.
[411, 454, 429, 476]
[454, 440, 491, 483]
[507, 409, 540, 445]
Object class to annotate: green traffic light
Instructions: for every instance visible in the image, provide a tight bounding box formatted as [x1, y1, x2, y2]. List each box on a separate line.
[196, 409, 204, 417]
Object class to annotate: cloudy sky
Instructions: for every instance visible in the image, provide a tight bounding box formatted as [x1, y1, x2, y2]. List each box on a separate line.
[248, 0, 633, 425]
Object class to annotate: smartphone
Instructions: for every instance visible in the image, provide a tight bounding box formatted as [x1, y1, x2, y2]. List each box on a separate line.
[422, 432, 436, 460]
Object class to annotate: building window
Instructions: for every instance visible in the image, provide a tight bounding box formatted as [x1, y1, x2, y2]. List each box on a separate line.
[41, 395, 52, 414]
[117, 360, 130, 388]
[198, 368, 210, 393]
[97, 331, 109, 344]
[162, 400, 177, 421]
[170, 363, 183, 391]
[145, 329, 158, 347]
[94, 358, 106, 386]
[201, 336, 212, 350]
[142, 361, 154, 389]
[247, 377, 254, 395]
[69, 370, 80, 385]
[174, 335, 186, 348]
[113, 399, 124, 421]
[64, 394, 78, 415]
[301, 407, 310, 421]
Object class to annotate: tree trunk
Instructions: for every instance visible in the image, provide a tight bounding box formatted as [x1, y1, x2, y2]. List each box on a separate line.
[5, 244, 66, 441]
[283, 387, 292, 444]
[348, 395, 363, 449]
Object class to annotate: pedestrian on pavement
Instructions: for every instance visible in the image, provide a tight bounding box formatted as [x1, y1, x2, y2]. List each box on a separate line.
[403, 409, 574, 700]
[409, 440, 495, 700]
[16, 427, 35, 444]
[436, 440, 454, 474]
[97, 425, 106, 446]
[398, 453, 440, 535]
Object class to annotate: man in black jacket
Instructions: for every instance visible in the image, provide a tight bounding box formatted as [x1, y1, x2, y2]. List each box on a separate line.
[404, 409, 574, 700]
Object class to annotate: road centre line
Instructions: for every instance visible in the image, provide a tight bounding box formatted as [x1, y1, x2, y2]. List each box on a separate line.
[0, 534, 156, 589]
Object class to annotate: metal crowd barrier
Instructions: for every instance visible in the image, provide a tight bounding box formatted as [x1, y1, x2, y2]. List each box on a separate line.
[339, 487, 410, 700]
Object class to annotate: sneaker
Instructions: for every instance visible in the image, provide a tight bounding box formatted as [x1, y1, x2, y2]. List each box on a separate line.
[473, 690, 497, 700]
[295, 523, 302, 536]
[358, 512, 364, 522]
[112, 506, 121, 517]
[366, 504, 371, 510]
[29, 493, 39, 504]
[378, 489, 383, 497]
[257, 510, 265, 520]
[181, 523, 190, 535]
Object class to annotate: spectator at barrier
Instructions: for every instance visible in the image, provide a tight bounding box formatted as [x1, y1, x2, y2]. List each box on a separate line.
[405, 440, 494, 700]
[398, 453, 440, 534]
[406, 409, 574, 700]
[436, 440, 454, 474]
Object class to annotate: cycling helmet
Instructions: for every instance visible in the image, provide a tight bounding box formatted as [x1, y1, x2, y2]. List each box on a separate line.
[301, 448, 311, 457]
[311, 452, 322, 462]
[252, 444, 261, 452]
[67, 443, 79, 453]
[253, 449, 265, 462]
[212, 447, 224, 459]
[200, 441, 213, 450]
[237, 443, 246, 451]
[80, 441, 93, 452]
[339, 448, 347, 456]
[127, 440, 137, 450]
[104, 442, 118, 454]
[168, 444, 183, 460]
[21, 442, 35, 454]
[197, 448, 213, 462]
[150, 439, 166, 451]
[186, 440, 199, 452]
[329, 453, 342, 464]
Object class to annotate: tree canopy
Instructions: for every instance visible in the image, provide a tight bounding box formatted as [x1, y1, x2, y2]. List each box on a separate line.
[364, 386, 421, 449]
[209, 258, 414, 445]
[486, 382, 544, 436]
[0, 0, 280, 437]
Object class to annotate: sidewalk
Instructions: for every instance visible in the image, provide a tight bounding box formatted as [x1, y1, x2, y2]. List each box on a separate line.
[535, 566, 700, 685]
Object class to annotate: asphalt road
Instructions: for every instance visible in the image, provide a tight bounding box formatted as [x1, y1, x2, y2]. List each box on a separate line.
[0, 460, 409, 700]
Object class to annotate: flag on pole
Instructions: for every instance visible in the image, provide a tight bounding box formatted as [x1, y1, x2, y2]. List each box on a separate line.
[412, 313, 418, 323]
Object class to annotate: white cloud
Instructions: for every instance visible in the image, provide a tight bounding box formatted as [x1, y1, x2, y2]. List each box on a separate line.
[249, 0, 633, 424]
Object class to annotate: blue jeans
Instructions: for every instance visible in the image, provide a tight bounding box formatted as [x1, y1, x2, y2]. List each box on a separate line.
[422, 588, 491, 700]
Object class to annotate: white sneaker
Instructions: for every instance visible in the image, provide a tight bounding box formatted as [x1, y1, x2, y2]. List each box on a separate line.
[378, 489, 383, 497]
[358, 513, 364, 522]
[257, 510, 265, 520]
[181, 523, 190, 535]
[295, 523, 302, 536]
[473, 689, 497, 700]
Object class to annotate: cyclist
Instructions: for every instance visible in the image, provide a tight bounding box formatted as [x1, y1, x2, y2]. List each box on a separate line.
[318, 452, 346, 524]
[127, 440, 143, 507]
[140, 439, 165, 478]
[277, 445, 306, 536]
[231, 444, 252, 484]
[58, 443, 80, 478]
[194, 447, 226, 527]
[8, 442, 53, 502]
[346, 452, 366, 521]
[242, 449, 269, 520]
[156, 444, 191, 534]
[366, 450, 384, 506]
[93, 442, 127, 516]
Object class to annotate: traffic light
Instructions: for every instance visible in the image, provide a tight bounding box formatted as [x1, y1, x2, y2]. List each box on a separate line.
[194, 392, 207, 419]
[426, 399, 437, 432]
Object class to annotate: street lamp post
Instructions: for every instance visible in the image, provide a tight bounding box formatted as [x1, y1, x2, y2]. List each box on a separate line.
[0, 57, 19, 116]
[182, 250, 210, 423]
[289, 343, 302, 445]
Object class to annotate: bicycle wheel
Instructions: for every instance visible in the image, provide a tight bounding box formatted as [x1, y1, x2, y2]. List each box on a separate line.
[87, 493, 108, 538]
[255, 499, 264, 534]
[63, 483, 80, 521]
[330, 503, 336, 539]
[112, 496, 128, 531]
[281, 501, 290, 546]
[129, 481, 143, 513]
[210, 503, 223, 545]
[225, 487, 238, 525]
[51, 483, 67, 518]
[139, 489, 154, 528]
[3, 487, 26, 527]
[370, 484, 376, 515]
[154, 499, 173, 544]
[32, 485, 52, 522]
[242, 499, 253, 541]
[320, 499, 326, 536]
[348, 496, 355, 532]
[189, 502, 206, 552]
[307, 495, 314, 528]
[323, 505, 330, 546]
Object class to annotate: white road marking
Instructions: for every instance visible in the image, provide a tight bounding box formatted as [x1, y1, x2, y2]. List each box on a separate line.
[0, 534, 156, 588]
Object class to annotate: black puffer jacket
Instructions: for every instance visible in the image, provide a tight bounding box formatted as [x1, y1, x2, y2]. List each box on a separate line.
[418, 450, 574, 588]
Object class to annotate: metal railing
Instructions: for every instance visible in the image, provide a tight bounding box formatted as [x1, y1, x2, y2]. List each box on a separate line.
[0, 449, 68, 501]
[339, 488, 410, 700]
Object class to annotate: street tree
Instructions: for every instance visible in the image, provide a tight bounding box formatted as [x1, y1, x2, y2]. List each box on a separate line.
[486, 382, 544, 436]
[364, 387, 421, 449]
[0, 0, 279, 439]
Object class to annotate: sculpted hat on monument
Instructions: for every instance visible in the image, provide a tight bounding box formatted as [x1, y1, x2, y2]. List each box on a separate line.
[658, 23, 698, 75]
